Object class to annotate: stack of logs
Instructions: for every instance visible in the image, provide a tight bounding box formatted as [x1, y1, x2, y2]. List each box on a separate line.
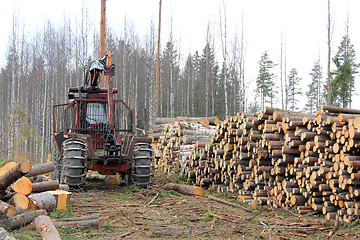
[175, 106, 360, 222]
[0, 161, 72, 237]
[150, 117, 219, 174]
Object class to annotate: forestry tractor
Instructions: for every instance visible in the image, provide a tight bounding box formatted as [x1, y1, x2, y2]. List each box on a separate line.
[51, 52, 154, 188]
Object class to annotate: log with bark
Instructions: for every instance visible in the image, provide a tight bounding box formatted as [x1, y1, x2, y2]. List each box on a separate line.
[0, 210, 47, 231]
[0, 162, 31, 190]
[0, 227, 16, 240]
[28, 192, 57, 212]
[24, 162, 55, 178]
[164, 183, 203, 195]
[33, 215, 61, 240]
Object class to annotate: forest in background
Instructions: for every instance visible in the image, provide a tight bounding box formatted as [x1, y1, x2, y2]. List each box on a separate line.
[0, 1, 358, 163]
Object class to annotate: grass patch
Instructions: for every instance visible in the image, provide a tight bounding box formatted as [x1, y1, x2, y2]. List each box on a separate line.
[173, 174, 188, 184]
[118, 192, 130, 200]
[49, 205, 75, 219]
[11, 230, 39, 240]
[202, 210, 214, 222]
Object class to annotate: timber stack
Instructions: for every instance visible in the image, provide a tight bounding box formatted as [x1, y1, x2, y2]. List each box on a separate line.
[0, 161, 72, 234]
[150, 117, 219, 174]
[155, 106, 360, 222]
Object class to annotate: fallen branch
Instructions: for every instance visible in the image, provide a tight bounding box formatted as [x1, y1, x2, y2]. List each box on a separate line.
[145, 192, 159, 207]
[119, 230, 136, 238]
[205, 195, 251, 213]
[209, 213, 238, 224]
[328, 214, 339, 237]
[119, 208, 135, 225]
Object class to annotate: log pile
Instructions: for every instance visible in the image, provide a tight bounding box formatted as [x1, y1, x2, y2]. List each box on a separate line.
[168, 106, 360, 222]
[150, 117, 218, 174]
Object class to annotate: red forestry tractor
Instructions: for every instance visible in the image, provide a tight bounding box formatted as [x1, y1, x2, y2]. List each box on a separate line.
[52, 52, 154, 188]
[51, 1, 153, 188]
[53, 53, 153, 187]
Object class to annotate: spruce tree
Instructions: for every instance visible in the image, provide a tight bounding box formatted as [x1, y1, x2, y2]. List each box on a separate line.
[330, 34, 358, 107]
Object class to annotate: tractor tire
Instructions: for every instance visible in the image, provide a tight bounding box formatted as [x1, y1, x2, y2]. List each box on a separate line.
[60, 139, 88, 188]
[132, 142, 154, 187]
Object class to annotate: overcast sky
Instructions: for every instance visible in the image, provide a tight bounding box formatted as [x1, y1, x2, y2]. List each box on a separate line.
[1, 0, 360, 109]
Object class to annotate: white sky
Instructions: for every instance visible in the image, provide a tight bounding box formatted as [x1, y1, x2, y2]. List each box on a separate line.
[1, 0, 360, 109]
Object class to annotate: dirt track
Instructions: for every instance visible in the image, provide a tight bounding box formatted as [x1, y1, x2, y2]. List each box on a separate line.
[12, 172, 360, 239]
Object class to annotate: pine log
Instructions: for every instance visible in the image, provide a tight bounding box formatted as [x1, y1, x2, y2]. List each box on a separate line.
[164, 183, 203, 195]
[33, 215, 61, 240]
[8, 193, 29, 210]
[0, 227, 16, 240]
[25, 162, 55, 178]
[0, 162, 17, 177]
[0, 210, 47, 231]
[12, 176, 33, 195]
[31, 181, 60, 192]
[322, 105, 360, 114]
[0, 200, 16, 217]
[0, 162, 31, 190]
[53, 214, 99, 222]
[53, 219, 100, 229]
[28, 192, 57, 212]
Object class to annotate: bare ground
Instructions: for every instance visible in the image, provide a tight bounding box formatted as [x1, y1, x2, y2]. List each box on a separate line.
[12, 172, 360, 239]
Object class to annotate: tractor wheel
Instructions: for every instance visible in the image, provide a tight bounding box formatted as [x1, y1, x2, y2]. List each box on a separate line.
[60, 139, 88, 188]
[132, 142, 154, 187]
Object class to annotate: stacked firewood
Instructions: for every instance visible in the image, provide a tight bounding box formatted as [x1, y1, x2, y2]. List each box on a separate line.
[177, 106, 360, 222]
[0, 161, 71, 235]
[150, 117, 219, 174]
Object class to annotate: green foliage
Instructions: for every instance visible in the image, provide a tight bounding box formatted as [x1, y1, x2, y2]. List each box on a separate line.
[330, 34, 359, 107]
[202, 210, 214, 222]
[287, 67, 302, 111]
[173, 174, 188, 184]
[256, 51, 277, 109]
[118, 192, 130, 200]
[11, 230, 39, 240]
[306, 60, 323, 113]
[49, 205, 75, 219]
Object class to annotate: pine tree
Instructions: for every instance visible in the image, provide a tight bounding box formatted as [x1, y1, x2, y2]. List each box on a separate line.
[256, 51, 276, 109]
[287, 68, 302, 112]
[305, 60, 323, 113]
[330, 34, 358, 107]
